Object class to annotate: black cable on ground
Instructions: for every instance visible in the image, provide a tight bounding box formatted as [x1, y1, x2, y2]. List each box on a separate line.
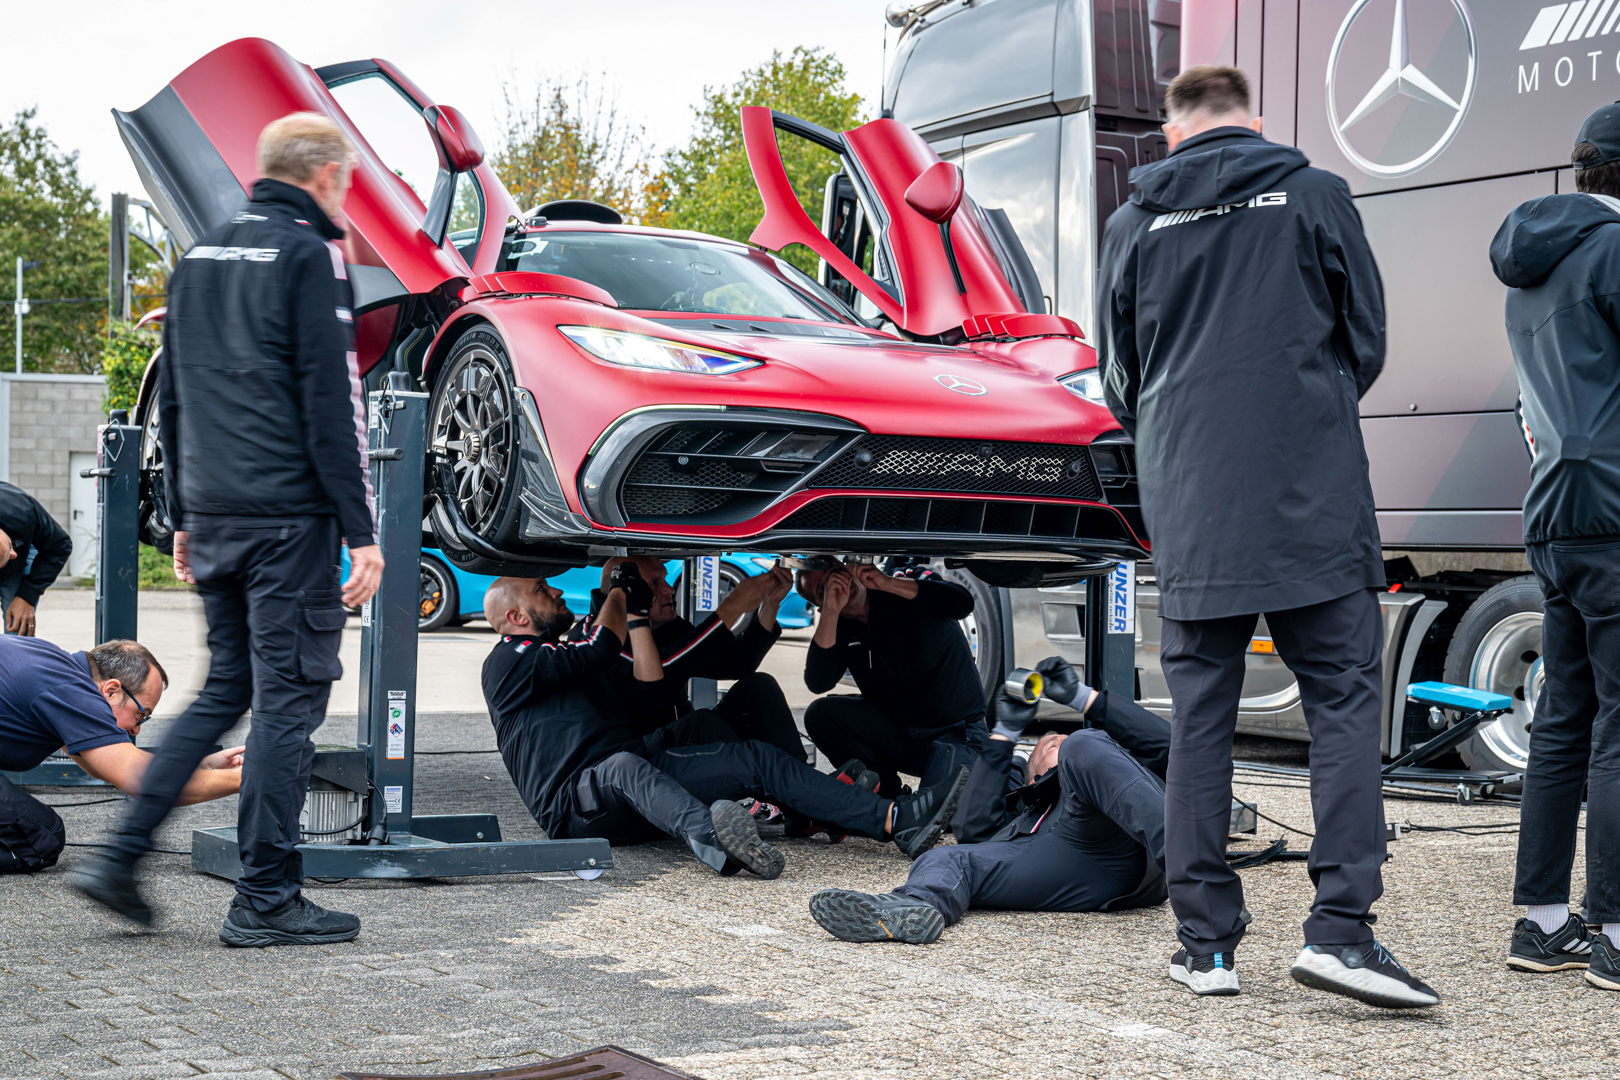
[40, 797, 128, 807]
[1405, 820, 1522, 836]
[1253, 808, 1315, 838]
[415, 749, 501, 755]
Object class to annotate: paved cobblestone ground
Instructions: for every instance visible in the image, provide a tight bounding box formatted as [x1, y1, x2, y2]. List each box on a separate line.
[0, 710, 1598, 1080]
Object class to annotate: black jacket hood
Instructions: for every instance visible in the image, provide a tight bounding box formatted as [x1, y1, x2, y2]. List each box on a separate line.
[1490, 193, 1620, 288]
[1129, 127, 1309, 213]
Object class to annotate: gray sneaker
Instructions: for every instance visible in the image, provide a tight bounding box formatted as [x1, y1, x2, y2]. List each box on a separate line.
[1586, 933, 1620, 991]
[710, 799, 785, 879]
[809, 889, 945, 944]
[219, 894, 360, 948]
[890, 766, 970, 858]
[1291, 941, 1439, 1008]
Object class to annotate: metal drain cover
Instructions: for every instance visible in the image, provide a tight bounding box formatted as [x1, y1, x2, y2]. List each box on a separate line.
[336, 1046, 701, 1080]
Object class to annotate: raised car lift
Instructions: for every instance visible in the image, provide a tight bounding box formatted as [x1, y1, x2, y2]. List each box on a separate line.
[185, 379, 611, 881]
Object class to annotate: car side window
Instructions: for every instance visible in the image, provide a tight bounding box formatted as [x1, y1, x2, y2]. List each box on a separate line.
[445, 171, 484, 264]
[328, 75, 440, 217]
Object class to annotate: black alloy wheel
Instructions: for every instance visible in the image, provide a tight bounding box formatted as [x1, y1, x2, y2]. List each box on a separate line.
[430, 331, 520, 543]
[418, 555, 460, 633]
[136, 383, 175, 555]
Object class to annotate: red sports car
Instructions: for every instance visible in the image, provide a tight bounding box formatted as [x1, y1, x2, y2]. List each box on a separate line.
[117, 39, 1144, 586]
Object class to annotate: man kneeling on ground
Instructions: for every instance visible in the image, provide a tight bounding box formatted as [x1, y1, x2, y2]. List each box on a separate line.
[797, 561, 987, 798]
[809, 657, 1169, 943]
[594, 556, 803, 762]
[480, 574, 969, 878]
[0, 637, 243, 875]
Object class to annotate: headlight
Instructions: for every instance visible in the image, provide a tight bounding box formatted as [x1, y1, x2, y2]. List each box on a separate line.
[559, 325, 762, 375]
[1058, 369, 1106, 406]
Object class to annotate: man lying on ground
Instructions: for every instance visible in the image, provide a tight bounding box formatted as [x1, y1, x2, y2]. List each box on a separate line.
[808, 657, 1169, 943]
[480, 574, 969, 878]
[592, 556, 803, 762]
[0, 637, 243, 874]
[797, 561, 987, 799]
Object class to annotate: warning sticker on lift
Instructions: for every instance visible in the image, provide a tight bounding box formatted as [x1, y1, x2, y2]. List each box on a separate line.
[696, 555, 719, 613]
[386, 690, 407, 759]
[384, 785, 402, 814]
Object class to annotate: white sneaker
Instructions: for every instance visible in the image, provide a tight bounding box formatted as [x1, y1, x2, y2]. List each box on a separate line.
[1291, 942, 1440, 1008]
[1168, 947, 1240, 996]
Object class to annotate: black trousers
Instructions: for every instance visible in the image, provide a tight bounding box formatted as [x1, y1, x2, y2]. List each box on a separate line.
[0, 773, 65, 874]
[111, 515, 346, 912]
[803, 695, 981, 798]
[896, 729, 1156, 923]
[640, 674, 804, 764]
[557, 739, 892, 870]
[1161, 588, 1386, 952]
[1517, 537, 1620, 921]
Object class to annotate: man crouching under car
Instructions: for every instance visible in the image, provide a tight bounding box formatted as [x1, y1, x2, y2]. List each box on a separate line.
[480, 571, 970, 878]
[808, 657, 1169, 943]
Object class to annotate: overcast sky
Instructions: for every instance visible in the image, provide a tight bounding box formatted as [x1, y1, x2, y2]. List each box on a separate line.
[1, 0, 894, 209]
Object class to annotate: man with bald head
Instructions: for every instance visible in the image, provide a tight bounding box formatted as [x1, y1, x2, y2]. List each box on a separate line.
[481, 572, 971, 878]
[593, 556, 800, 762]
[809, 657, 1171, 945]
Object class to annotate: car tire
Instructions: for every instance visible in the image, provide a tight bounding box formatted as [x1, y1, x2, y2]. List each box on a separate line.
[938, 561, 1004, 706]
[1443, 574, 1545, 780]
[136, 380, 175, 556]
[419, 555, 460, 633]
[429, 329, 523, 548]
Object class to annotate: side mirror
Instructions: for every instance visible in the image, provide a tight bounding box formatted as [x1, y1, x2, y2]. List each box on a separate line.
[904, 160, 963, 224]
[426, 105, 485, 172]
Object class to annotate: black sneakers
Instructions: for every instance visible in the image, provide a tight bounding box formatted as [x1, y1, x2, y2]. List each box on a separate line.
[1167, 948, 1240, 996]
[1509, 914, 1595, 972]
[219, 893, 360, 947]
[1586, 933, 1620, 991]
[809, 888, 945, 944]
[710, 799, 785, 879]
[889, 766, 970, 858]
[68, 855, 153, 927]
[1291, 941, 1440, 1008]
[834, 758, 882, 794]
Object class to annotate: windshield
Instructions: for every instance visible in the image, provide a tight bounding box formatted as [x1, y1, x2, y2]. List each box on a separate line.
[500, 231, 860, 323]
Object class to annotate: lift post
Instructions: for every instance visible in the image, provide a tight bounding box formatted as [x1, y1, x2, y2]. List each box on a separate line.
[191, 375, 611, 880]
[1083, 559, 1136, 701]
[681, 555, 721, 709]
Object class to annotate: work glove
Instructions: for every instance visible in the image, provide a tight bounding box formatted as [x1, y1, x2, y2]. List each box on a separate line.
[991, 690, 1039, 741]
[610, 562, 655, 617]
[1036, 655, 1084, 707]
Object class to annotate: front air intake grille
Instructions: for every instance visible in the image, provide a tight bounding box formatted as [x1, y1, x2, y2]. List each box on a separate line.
[617, 420, 856, 524]
[812, 436, 1102, 501]
[771, 496, 1139, 546]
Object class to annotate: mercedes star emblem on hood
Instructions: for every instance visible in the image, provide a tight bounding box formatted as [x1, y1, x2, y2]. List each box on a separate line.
[935, 374, 988, 396]
[1327, 0, 1477, 179]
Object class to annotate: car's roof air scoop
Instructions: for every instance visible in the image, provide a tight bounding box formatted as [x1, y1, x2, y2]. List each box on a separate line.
[531, 200, 624, 225]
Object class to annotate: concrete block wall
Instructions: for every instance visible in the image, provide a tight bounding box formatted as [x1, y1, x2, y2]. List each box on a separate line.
[0, 373, 109, 581]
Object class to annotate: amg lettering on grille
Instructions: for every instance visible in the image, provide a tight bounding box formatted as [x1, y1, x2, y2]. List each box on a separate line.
[870, 451, 1067, 484]
[811, 436, 1103, 502]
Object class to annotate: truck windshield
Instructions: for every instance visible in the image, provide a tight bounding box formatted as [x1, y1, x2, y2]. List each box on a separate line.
[501, 231, 860, 323]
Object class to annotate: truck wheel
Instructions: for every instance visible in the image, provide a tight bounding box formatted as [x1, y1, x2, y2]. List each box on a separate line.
[429, 330, 522, 547]
[1443, 575, 1545, 778]
[419, 555, 460, 633]
[939, 562, 1004, 705]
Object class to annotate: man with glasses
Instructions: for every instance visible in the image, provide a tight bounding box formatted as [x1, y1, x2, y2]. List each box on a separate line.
[0, 637, 243, 875]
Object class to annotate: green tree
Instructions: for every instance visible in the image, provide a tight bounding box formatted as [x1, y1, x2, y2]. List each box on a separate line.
[101, 321, 159, 414]
[0, 109, 108, 373]
[659, 47, 866, 273]
[493, 76, 666, 226]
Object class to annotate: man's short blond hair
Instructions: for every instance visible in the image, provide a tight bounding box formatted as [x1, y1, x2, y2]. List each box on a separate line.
[257, 112, 355, 184]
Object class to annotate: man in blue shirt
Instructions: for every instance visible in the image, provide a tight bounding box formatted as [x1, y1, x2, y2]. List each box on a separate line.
[0, 637, 242, 875]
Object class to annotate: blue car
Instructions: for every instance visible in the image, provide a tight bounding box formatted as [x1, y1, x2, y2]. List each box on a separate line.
[343, 548, 812, 633]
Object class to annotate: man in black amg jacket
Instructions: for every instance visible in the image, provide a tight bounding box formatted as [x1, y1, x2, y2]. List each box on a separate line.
[797, 561, 986, 798]
[74, 113, 382, 947]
